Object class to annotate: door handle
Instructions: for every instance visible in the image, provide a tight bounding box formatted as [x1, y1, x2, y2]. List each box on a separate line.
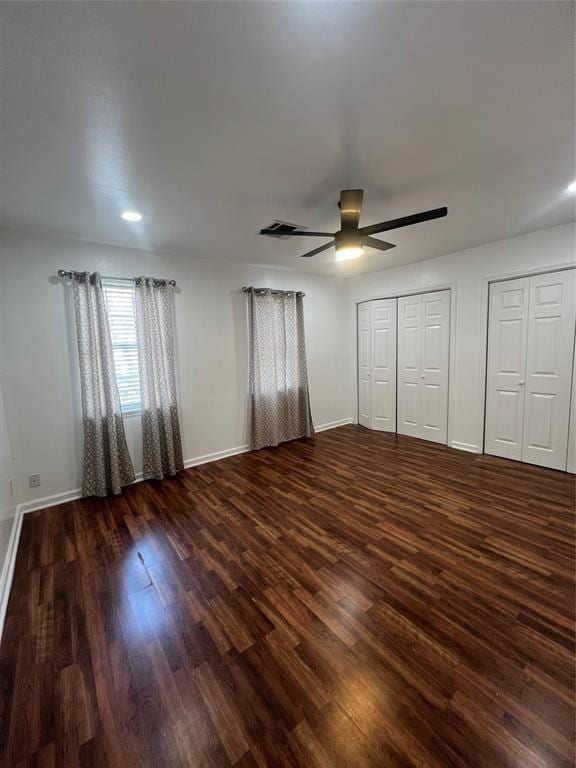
[519, 380, 525, 386]
[421, 375, 425, 379]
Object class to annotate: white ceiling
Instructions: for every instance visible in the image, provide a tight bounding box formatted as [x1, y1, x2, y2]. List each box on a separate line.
[0, 1, 574, 276]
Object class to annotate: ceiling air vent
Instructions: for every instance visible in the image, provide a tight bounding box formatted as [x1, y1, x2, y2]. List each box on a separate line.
[262, 220, 307, 239]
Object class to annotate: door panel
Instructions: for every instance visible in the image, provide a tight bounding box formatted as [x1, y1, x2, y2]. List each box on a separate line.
[400, 381, 419, 427]
[522, 270, 575, 470]
[397, 295, 422, 438]
[492, 389, 524, 447]
[498, 319, 525, 374]
[421, 291, 450, 442]
[422, 383, 442, 430]
[525, 393, 554, 449]
[423, 324, 442, 371]
[485, 278, 529, 461]
[357, 299, 397, 432]
[402, 327, 419, 370]
[397, 291, 450, 443]
[357, 303, 371, 428]
[371, 299, 397, 432]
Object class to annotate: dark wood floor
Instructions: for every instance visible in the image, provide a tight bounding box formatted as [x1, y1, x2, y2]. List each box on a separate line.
[0, 426, 574, 768]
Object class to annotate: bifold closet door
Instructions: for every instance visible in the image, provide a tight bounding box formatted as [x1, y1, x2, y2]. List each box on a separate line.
[397, 291, 450, 444]
[522, 271, 575, 469]
[485, 270, 576, 471]
[371, 299, 397, 431]
[357, 302, 371, 428]
[357, 299, 397, 431]
[484, 278, 530, 461]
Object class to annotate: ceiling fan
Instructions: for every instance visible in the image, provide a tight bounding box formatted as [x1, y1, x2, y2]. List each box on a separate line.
[260, 190, 447, 261]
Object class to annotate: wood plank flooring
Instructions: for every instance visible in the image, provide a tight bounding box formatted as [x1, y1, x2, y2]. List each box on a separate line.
[0, 425, 574, 768]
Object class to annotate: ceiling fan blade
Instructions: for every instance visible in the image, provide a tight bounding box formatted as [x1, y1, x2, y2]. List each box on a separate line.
[300, 241, 334, 258]
[339, 189, 364, 230]
[360, 206, 447, 237]
[260, 229, 334, 237]
[362, 236, 396, 252]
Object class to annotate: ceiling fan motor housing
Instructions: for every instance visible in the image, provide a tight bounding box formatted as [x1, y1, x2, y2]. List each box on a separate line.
[335, 229, 361, 249]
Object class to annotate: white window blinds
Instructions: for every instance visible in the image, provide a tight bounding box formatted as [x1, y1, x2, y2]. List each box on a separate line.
[102, 279, 141, 413]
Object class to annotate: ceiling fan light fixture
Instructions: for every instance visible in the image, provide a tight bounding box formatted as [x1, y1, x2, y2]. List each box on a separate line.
[260, 188, 447, 260]
[121, 210, 142, 222]
[335, 245, 364, 261]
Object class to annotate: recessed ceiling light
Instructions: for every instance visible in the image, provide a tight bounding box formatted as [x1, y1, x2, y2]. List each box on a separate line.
[121, 210, 142, 222]
[566, 181, 576, 194]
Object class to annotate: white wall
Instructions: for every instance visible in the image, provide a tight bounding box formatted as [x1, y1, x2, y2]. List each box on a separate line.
[0, 295, 18, 629]
[347, 223, 576, 453]
[1, 222, 573, 514]
[0, 229, 352, 506]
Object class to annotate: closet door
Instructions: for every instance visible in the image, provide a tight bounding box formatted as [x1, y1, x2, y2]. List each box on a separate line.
[567, 333, 576, 474]
[485, 278, 530, 461]
[421, 291, 450, 443]
[397, 291, 450, 444]
[522, 270, 576, 470]
[357, 302, 371, 428]
[371, 299, 397, 432]
[397, 295, 422, 438]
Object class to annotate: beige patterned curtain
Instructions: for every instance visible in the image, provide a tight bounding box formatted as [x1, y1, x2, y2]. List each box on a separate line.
[248, 288, 314, 450]
[72, 272, 135, 497]
[134, 277, 184, 480]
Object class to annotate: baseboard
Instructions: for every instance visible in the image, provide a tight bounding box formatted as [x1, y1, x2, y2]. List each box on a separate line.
[183, 444, 250, 470]
[16, 416, 354, 516]
[0, 507, 23, 642]
[314, 417, 354, 433]
[450, 440, 481, 454]
[18, 487, 84, 515]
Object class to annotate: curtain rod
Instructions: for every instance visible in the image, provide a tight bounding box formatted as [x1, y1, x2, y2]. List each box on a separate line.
[57, 270, 176, 287]
[242, 286, 305, 297]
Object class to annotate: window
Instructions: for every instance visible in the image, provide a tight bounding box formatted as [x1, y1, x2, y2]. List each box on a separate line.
[103, 279, 141, 413]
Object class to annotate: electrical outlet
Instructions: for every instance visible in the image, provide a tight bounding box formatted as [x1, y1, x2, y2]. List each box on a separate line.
[28, 473, 41, 488]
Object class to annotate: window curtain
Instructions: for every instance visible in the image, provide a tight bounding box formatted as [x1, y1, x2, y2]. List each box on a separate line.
[134, 277, 184, 480]
[72, 272, 135, 497]
[248, 288, 314, 450]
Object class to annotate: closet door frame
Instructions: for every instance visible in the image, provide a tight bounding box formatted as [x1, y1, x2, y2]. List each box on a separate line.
[355, 284, 456, 446]
[481, 264, 576, 466]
